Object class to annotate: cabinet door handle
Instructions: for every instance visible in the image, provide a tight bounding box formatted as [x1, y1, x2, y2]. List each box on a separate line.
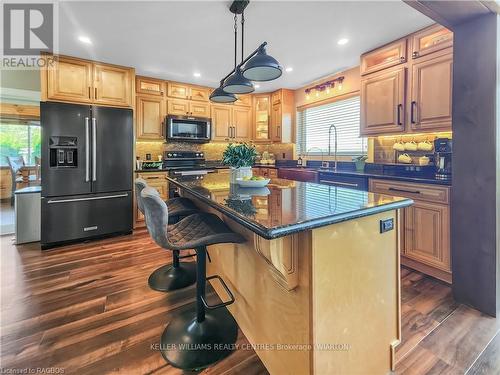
[88, 87, 91, 99]
[388, 187, 421, 194]
[228, 127, 231, 138]
[320, 180, 358, 188]
[95, 87, 98, 99]
[397, 104, 403, 126]
[411, 101, 417, 124]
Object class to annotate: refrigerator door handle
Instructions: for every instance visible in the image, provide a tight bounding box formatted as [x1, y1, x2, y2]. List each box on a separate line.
[47, 193, 129, 204]
[85, 117, 90, 182]
[92, 117, 97, 181]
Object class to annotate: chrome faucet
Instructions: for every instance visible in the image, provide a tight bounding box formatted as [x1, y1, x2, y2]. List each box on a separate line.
[305, 147, 325, 168]
[328, 124, 338, 171]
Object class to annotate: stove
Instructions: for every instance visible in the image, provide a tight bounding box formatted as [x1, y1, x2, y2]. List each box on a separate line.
[163, 151, 216, 198]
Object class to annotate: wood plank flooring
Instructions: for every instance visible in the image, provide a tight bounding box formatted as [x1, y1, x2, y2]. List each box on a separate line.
[0, 231, 498, 374]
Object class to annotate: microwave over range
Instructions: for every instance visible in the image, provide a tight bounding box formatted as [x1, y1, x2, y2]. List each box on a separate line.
[165, 115, 211, 143]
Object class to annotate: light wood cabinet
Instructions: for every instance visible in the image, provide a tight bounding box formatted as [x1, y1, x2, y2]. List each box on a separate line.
[360, 66, 406, 136]
[46, 56, 93, 103]
[43, 55, 134, 108]
[167, 99, 190, 116]
[270, 89, 294, 143]
[369, 178, 451, 283]
[361, 39, 407, 76]
[211, 105, 232, 141]
[134, 172, 168, 226]
[410, 52, 453, 131]
[136, 76, 165, 96]
[136, 95, 165, 140]
[93, 63, 133, 107]
[411, 24, 453, 59]
[254, 95, 271, 142]
[233, 106, 252, 139]
[235, 95, 252, 107]
[404, 201, 450, 273]
[167, 82, 210, 102]
[168, 99, 210, 117]
[211, 105, 251, 141]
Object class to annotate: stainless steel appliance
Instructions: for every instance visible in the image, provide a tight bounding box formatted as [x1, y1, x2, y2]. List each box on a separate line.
[164, 151, 218, 197]
[166, 115, 211, 143]
[434, 138, 452, 180]
[41, 102, 133, 249]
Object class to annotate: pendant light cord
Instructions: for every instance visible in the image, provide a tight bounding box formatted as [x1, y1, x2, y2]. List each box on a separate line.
[233, 13, 238, 69]
[241, 11, 245, 64]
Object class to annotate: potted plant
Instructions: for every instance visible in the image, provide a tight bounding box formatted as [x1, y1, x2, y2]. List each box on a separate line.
[222, 143, 258, 183]
[353, 155, 368, 172]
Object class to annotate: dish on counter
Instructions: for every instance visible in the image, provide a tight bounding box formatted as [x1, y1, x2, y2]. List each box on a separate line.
[236, 177, 271, 188]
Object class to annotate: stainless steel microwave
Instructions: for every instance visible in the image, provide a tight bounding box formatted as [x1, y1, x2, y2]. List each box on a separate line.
[165, 115, 211, 143]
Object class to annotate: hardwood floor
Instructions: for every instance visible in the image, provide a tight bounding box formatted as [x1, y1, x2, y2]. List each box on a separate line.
[0, 231, 498, 374]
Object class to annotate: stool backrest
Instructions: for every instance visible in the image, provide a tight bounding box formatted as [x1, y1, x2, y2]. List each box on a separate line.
[134, 178, 148, 214]
[141, 186, 170, 249]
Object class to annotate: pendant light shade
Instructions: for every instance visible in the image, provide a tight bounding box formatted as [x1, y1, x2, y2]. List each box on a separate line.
[209, 86, 237, 103]
[222, 67, 255, 94]
[242, 45, 282, 81]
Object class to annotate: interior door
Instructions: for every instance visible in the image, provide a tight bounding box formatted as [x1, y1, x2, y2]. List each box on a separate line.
[41, 102, 92, 197]
[92, 106, 133, 193]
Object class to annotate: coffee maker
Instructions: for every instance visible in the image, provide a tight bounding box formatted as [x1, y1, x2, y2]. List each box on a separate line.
[434, 138, 452, 180]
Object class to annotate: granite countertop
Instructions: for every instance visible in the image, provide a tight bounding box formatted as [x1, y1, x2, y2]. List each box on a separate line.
[168, 172, 413, 239]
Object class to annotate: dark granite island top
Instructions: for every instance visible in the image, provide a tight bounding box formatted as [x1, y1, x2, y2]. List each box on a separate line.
[167, 172, 413, 239]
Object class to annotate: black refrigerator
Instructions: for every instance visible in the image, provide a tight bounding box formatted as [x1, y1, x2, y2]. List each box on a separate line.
[41, 102, 133, 249]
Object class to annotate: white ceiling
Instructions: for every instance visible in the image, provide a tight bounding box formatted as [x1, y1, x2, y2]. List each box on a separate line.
[58, 1, 433, 92]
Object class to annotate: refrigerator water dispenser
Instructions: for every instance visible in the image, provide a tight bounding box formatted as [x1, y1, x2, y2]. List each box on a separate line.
[49, 136, 78, 167]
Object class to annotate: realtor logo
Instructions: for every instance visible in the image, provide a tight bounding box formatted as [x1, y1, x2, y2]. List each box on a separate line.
[3, 3, 53, 55]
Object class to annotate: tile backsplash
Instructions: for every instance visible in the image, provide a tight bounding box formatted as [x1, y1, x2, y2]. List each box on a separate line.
[136, 141, 295, 161]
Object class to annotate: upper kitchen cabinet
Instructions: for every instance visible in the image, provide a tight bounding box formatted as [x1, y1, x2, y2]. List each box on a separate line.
[136, 76, 165, 96]
[167, 99, 210, 117]
[270, 89, 294, 143]
[235, 95, 252, 107]
[45, 56, 94, 103]
[254, 94, 271, 142]
[42, 55, 135, 108]
[410, 24, 453, 59]
[93, 63, 134, 107]
[167, 82, 210, 102]
[410, 51, 453, 131]
[136, 95, 165, 140]
[211, 105, 251, 142]
[360, 66, 405, 136]
[360, 39, 407, 76]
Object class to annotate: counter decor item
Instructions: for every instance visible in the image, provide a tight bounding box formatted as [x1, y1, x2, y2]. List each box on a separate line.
[398, 153, 413, 164]
[393, 141, 405, 151]
[417, 140, 434, 151]
[236, 176, 271, 188]
[222, 143, 258, 183]
[417, 156, 430, 166]
[404, 141, 418, 151]
[353, 155, 368, 171]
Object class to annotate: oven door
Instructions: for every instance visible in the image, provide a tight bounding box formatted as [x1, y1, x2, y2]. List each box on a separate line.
[166, 116, 211, 143]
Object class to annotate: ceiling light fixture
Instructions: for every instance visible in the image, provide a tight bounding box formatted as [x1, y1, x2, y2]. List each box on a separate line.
[254, 84, 260, 89]
[285, 67, 293, 73]
[304, 76, 345, 99]
[210, 0, 282, 102]
[337, 38, 349, 46]
[193, 72, 201, 78]
[222, 11, 254, 94]
[78, 36, 92, 44]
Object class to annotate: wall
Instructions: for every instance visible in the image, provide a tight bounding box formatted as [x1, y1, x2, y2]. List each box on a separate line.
[135, 140, 294, 162]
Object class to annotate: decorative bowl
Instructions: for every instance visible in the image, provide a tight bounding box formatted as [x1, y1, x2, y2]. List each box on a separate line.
[236, 178, 271, 188]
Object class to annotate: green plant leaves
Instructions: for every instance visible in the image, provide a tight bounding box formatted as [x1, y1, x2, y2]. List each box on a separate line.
[221, 143, 258, 168]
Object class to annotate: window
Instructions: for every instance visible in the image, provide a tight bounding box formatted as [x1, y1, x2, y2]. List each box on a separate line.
[296, 96, 366, 156]
[0, 122, 41, 166]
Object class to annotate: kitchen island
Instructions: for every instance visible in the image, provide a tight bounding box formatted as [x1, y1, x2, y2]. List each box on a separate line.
[167, 172, 413, 375]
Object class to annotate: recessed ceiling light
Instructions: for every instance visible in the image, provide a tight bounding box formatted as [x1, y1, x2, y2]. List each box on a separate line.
[78, 36, 92, 44]
[285, 67, 293, 73]
[337, 38, 349, 46]
[193, 72, 201, 78]
[254, 84, 260, 89]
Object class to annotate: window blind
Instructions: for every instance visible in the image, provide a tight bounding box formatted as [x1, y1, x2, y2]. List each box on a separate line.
[296, 96, 366, 156]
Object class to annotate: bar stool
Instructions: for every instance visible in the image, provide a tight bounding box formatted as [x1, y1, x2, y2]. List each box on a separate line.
[141, 187, 245, 370]
[135, 178, 199, 292]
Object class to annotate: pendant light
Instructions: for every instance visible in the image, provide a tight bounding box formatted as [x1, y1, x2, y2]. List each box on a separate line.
[209, 85, 237, 103]
[222, 11, 254, 94]
[242, 44, 282, 81]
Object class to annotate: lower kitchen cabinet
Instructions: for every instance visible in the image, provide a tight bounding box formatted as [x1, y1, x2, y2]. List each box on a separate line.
[369, 178, 451, 283]
[254, 167, 278, 178]
[134, 172, 168, 227]
[279, 168, 317, 183]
